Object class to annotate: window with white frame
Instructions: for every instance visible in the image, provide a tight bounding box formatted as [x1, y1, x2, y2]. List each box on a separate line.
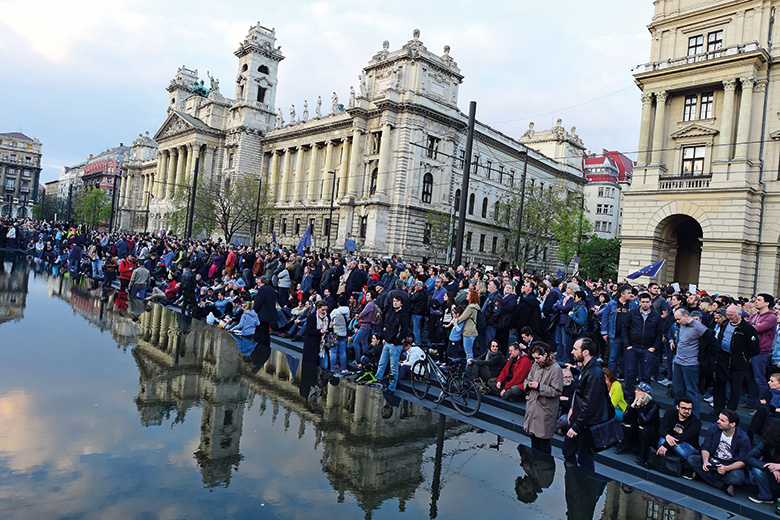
[681, 146, 706, 176]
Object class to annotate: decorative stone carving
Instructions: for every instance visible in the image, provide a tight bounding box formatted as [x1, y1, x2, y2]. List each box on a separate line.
[331, 92, 339, 113]
[159, 116, 189, 139]
[302, 100, 309, 121]
[441, 45, 454, 67]
[722, 78, 738, 91]
[348, 87, 356, 108]
[359, 74, 367, 97]
[315, 96, 322, 118]
[289, 104, 296, 123]
[275, 109, 284, 128]
[522, 122, 535, 139]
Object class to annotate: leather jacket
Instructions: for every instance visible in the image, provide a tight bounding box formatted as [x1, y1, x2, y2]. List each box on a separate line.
[570, 356, 611, 433]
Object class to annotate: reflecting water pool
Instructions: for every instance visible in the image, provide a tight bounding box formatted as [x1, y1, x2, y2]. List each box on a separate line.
[0, 253, 716, 519]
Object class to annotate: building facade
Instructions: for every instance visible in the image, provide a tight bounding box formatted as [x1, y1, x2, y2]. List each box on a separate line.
[583, 150, 633, 239]
[117, 24, 587, 269]
[0, 132, 42, 218]
[620, 0, 780, 295]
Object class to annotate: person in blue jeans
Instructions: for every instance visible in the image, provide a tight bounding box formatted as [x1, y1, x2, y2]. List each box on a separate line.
[688, 410, 750, 496]
[600, 285, 637, 377]
[329, 295, 350, 372]
[376, 295, 410, 391]
[657, 398, 702, 477]
[746, 419, 780, 504]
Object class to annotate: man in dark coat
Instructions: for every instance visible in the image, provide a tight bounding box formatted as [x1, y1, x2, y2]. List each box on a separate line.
[563, 337, 611, 472]
[515, 280, 543, 339]
[253, 276, 278, 348]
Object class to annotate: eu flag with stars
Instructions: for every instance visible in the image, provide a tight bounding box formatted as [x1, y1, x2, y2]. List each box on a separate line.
[627, 259, 665, 280]
[296, 225, 312, 255]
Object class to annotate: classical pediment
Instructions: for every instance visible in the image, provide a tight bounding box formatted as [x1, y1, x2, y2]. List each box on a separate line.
[670, 124, 719, 139]
[153, 112, 193, 141]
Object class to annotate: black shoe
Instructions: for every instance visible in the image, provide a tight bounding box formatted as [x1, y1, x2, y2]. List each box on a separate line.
[635, 457, 650, 468]
[724, 484, 735, 497]
[614, 445, 628, 455]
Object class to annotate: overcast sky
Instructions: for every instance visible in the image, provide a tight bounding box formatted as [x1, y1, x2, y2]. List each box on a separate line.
[0, 0, 655, 184]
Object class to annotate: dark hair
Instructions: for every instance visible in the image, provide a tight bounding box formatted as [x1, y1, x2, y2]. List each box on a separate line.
[337, 294, 349, 306]
[638, 292, 651, 301]
[578, 337, 598, 357]
[603, 367, 617, 384]
[759, 293, 776, 308]
[719, 409, 740, 426]
[676, 397, 693, 406]
[575, 290, 586, 301]
[761, 418, 780, 447]
[372, 332, 384, 342]
[520, 326, 534, 336]
[530, 342, 552, 357]
[618, 284, 632, 295]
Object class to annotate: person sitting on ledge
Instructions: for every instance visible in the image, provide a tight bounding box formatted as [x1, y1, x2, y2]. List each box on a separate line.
[615, 382, 659, 467]
[688, 409, 751, 496]
[746, 418, 780, 505]
[657, 397, 702, 478]
[488, 342, 532, 401]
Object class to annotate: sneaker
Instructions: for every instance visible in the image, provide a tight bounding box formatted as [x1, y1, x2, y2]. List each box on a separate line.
[682, 471, 695, 480]
[749, 496, 773, 504]
[738, 403, 756, 410]
[724, 484, 735, 497]
[658, 378, 672, 387]
[703, 395, 714, 404]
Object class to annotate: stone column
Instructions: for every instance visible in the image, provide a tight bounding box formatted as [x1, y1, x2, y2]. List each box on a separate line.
[338, 138, 351, 198]
[377, 123, 392, 195]
[279, 148, 292, 202]
[307, 143, 320, 202]
[142, 174, 149, 206]
[322, 140, 334, 201]
[165, 149, 178, 199]
[734, 77, 756, 159]
[650, 91, 667, 165]
[637, 93, 654, 165]
[346, 129, 362, 197]
[183, 144, 193, 185]
[718, 79, 738, 161]
[172, 146, 185, 198]
[155, 151, 167, 199]
[293, 145, 305, 201]
[203, 145, 214, 183]
[268, 151, 280, 200]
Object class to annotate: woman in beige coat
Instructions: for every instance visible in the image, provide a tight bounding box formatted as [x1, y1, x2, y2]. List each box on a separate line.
[456, 290, 481, 361]
[523, 342, 563, 454]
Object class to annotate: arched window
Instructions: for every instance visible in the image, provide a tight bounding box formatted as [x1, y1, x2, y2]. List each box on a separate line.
[481, 197, 488, 218]
[468, 193, 475, 215]
[241, 64, 248, 72]
[257, 87, 267, 103]
[422, 172, 433, 203]
[369, 168, 378, 196]
[454, 189, 461, 213]
[258, 65, 269, 74]
[494, 200, 501, 220]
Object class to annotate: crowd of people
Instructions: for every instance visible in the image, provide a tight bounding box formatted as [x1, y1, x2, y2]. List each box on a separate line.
[5, 216, 780, 510]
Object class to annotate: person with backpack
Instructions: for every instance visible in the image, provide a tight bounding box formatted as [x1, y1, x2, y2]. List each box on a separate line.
[457, 290, 482, 362]
[355, 288, 380, 361]
[561, 290, 588, 365]
[329, 294, 351, 373]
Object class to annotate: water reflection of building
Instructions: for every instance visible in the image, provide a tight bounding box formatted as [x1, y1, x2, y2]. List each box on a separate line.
[600, 480, 707, 520]
[0, 253, 29, 324]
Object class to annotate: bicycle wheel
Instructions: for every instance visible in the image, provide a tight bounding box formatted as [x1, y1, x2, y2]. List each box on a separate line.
[448, 374, 481, 416]
[410, 360, 430, 399]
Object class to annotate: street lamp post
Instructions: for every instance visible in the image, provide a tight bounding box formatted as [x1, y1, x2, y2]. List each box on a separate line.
[251, 177, 263, 248]
[513, 150, 529, 265]
[326, 170, 337, 251]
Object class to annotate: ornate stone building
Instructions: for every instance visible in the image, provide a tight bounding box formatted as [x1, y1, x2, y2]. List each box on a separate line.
[118, 24, 586, 268]
[583, 150, 633, 239]
[0, 132, 42, 218]
[620, 0, 780, 295]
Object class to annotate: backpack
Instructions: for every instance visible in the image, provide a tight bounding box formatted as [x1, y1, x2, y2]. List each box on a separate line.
[370, 305, 382, 326]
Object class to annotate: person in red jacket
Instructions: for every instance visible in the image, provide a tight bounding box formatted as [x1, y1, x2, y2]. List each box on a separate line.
[225, 247, 238, 276]
[488, 342, 532, 401]
[118, 255, 135, 292]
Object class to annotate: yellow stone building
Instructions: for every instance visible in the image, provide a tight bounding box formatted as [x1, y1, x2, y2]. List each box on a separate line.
[620, 0, 780, 295]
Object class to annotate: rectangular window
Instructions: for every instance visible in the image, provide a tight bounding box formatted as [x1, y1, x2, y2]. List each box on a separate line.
[499, 165, 504, 184]
[683, 95, 697, 122]
[492, 236, 498, 253]
[681, 145, 706, 176]
[466, 232, 472, 250]
[687, 35, 703, 56]
[295, 218, 301, 235]
[269, 218, 275, 232]
[700, 92, 713, 119]
[359, 216, 367, 238]
[510, 169, 515, 186]
[472, 156, 479, 175]
[598, 187, 604, 197]
[427, 135, 440, 159]
[458, 149, 465, 169]
[707, 30, 723, 52]
[324, 218, 330, 236]
[281, 218, 287, 235]
[423, 223, 431, 244]
[5, 181, 14, 189]
[479, 234, 485, 252]
[485, 160, 492, 179]
[608, 222, 612, 233]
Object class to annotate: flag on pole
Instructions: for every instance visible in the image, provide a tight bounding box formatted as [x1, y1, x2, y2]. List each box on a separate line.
[556, 269, 565, 278]
[344, 239, 356, 252]
[296, 225, 312, 255]
[272, 231, 277, 244]
[626, 259, 665, 280]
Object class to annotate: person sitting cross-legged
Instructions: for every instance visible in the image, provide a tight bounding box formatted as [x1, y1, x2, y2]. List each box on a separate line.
[688, 409, 751, 496]
[614, 382, 660, 467]
[746, 418, 780, 505]
[657, 397, 702, 480]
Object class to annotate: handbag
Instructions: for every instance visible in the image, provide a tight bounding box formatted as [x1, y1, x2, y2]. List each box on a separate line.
[546, 313, 559, 333]
[648, 448, 683, 476]
[564, 317, 582, 337]
[588, 417, 624, 452]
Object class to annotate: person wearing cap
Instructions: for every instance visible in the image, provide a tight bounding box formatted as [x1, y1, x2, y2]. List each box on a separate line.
[615, 381, 660, 467]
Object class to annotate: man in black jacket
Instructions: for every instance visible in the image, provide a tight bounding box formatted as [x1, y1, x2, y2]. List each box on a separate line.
[714, 305, 760, 410]
[377, 295, 410, 392]
[621, 293, 664, 399]
[563, 337, 611, 472]
[179, 264, 197, 316]
[515, 280, 543, 339]
[483, 279, 503, 346]
[409, 281, 428, 345]
[253, 276, 278, 348]
[656, 397, 701, 474]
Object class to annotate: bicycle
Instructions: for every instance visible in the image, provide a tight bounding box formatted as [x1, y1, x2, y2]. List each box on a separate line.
[410, 351, 481, 416]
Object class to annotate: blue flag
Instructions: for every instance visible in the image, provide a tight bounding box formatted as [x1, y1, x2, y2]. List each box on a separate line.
[344, 239, 356, 252]
[296, 225, 312, 255]
[272, 231, 277, 244]
[557, 269, 565, 278]
[627, 259, 665, 280]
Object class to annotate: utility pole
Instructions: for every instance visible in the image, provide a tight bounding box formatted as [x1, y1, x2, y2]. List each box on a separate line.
[66, 184, 73, 225]
[251, 177, 263, 248]
[513, 151, 529, 264]
[454, 101, 477, 268]
[326, 171, 337, 251]
[185, 158, 200, 239]
[108, 174, 118, 232]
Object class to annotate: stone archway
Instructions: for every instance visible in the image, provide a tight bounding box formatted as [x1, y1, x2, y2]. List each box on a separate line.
[655, 214, 703, 288]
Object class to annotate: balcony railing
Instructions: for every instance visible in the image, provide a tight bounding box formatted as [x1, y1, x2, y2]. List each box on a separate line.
[659, 175, 712, 190]
[637, 41, 760, 73]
